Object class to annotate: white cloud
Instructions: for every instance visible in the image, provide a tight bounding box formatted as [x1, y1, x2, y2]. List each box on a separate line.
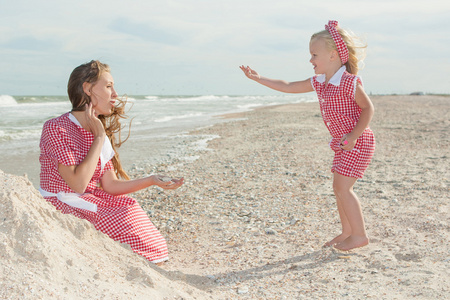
[0, 0, 449, 95]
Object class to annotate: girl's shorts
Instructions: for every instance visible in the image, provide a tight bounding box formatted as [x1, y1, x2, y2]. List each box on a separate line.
[330, 129, 375, 178]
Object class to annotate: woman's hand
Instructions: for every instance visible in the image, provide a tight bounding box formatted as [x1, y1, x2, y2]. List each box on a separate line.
[239, 65, 261, 81]
[153, 175, 184, 190]
[100, 172, 184, 195]
[85, 103, 106, 138]
[58, 103, 106, 194]
[340, 134, 356, 150]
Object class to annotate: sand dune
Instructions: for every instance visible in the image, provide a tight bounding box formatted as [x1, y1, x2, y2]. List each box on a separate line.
[0, 170, 211, 299]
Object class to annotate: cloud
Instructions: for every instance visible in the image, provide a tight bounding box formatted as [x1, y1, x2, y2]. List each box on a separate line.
[3, 36, 60, 52]
[0, 0, 450, 95]
[109, 18, 184, 45]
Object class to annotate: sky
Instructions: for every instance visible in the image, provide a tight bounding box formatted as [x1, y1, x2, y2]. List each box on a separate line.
[1, 0, 449, 96]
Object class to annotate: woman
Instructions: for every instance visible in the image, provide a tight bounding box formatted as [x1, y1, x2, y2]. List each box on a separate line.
[39, 60, 183, 264]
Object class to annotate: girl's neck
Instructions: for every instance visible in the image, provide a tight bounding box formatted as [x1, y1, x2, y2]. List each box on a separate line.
[325, 64, 344, 85]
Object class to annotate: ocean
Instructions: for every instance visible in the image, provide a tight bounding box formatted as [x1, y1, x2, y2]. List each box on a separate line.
[0, 94, 317, 186]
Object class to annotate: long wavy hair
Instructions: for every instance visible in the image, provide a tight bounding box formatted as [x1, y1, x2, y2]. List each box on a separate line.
[311, 27, 367, 75]
[67, 60, 131, 180]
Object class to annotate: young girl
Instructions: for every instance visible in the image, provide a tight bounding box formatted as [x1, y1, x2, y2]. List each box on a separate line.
[39, 60, 184, 264]
[240, 20, 375, 251]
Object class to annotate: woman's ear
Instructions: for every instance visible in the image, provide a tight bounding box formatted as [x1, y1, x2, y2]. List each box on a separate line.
[82, 82, 92, 96]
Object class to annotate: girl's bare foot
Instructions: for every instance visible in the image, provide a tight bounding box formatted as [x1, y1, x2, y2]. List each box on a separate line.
[334, 235, 369, 251]
[323, 233, 350, 247]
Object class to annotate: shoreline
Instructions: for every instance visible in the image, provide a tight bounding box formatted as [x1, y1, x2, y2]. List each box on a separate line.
[0, 97, 309, 189]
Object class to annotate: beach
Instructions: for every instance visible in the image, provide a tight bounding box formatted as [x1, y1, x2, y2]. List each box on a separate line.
[1, 95, 449, 299]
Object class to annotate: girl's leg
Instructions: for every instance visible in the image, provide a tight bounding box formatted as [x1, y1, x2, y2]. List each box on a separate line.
[324, 190, 352, 246]
[332, 172, 369, 251]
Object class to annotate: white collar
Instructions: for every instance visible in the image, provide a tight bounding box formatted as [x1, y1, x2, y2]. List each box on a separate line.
[68, 112, 83, 127]
[315, 65, 346, 86]
[68, 113, 115, 170]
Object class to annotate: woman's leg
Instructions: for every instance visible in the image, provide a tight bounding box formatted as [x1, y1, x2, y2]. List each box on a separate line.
[96, 200, 169, 263]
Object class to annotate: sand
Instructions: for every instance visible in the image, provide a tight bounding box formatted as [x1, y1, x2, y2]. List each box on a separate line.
[1, 95, 449, 299]
[0, 170, 214, 299]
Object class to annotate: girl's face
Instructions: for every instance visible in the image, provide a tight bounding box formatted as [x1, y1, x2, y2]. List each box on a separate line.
[89, 72, 118, 116]
[309, 38, 335, 74]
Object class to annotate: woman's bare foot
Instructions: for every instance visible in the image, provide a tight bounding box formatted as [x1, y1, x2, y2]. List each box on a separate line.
[323, 233, 350, 247]
[334, 235, 369, 251]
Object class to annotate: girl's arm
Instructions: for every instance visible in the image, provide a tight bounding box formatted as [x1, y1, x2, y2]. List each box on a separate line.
[340, 83, 374, 150]
[100, 170, 184, 196]
[240, 65, 314, 94]
[58, 104, 106, 194]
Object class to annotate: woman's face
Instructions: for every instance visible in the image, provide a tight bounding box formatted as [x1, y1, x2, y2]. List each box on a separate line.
[89, 72, 118, 116]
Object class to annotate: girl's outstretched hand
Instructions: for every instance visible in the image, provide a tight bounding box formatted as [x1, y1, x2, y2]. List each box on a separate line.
[239, 65, 261, 81]
[153, 175, 184, 190]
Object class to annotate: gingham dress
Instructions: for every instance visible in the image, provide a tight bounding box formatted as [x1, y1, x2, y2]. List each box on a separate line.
[311, 66, 375, 178]
[39, 112, 168, 263]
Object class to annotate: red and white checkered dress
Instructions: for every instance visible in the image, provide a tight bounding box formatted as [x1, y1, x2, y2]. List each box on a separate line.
[311, 66, 375, 178]
[39, 112, 168, 263]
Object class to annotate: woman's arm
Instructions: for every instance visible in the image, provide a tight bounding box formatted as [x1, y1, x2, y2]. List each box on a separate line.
[239, 65, 314, 94]
[58, 103, 107, 194]
[100, 170, 184, 195]
[58, 137, 104, 193]
[340, 83, 374, 150]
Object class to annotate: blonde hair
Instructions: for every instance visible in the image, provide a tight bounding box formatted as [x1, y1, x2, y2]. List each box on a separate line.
[68, 60, 131, 180]
[311, 27, 367, 75]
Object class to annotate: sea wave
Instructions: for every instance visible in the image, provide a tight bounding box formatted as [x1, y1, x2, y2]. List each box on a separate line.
[177, 95, 231, 102]
[0, 95, 18, 107]
[0, 93, 318, 155]
[236, 103, 264, 110]
[0, 128, 42, 142]
[143, 95, 232, 102]
[144, 96, 159, 101]
[154, 112, 204, 123]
